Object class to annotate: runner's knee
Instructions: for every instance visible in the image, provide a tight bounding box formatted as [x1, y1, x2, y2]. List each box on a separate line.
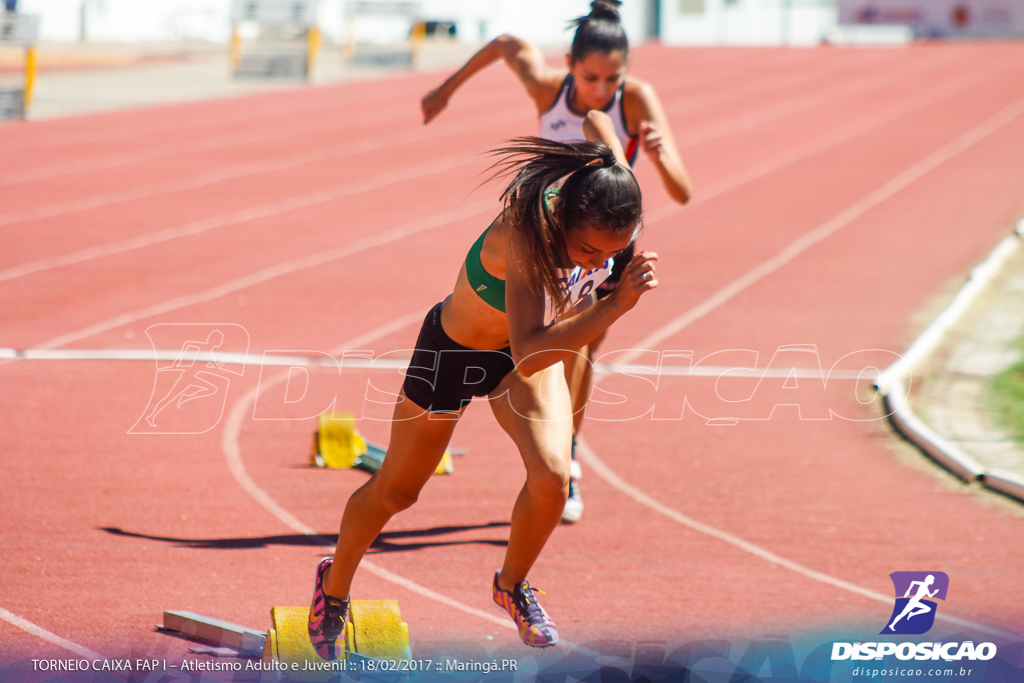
[374, 481, 423, 515]
[527, 463, 571, 501]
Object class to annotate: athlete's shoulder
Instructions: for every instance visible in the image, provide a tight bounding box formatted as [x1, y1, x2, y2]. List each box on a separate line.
[621, 77, 662, 129]
[622, 77, 660, 106]
[534, 68, 571, 113]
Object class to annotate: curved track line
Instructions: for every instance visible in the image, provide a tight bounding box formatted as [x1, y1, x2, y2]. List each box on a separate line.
[0, 607, 105, 660]
[220, 310, 515, 631]
[581, 97, 1024, 640]
[24, 201, 494, 353]
[578, 441, 1013, 639]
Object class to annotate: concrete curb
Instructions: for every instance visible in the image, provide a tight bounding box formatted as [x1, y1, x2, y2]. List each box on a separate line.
[876, 219, 1024, 501]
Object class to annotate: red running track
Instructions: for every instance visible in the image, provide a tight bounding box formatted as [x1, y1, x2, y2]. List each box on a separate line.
[1, 44, 1024, 669]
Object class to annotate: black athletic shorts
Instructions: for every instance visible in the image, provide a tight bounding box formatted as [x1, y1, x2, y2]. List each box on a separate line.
[597, 241, 635, 299]
[402, 302, 516, 414]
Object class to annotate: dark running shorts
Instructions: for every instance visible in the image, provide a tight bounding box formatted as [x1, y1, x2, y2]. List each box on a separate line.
[597, 241, 635, 299]
[402, 302, 516, 414]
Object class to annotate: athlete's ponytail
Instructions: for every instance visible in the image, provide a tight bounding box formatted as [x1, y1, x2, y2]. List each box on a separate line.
[489, 137, 642, 314]
[570, 0, 628, 63]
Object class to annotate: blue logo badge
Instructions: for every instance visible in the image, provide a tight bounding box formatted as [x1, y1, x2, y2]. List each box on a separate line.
[881, 571, 949, 635]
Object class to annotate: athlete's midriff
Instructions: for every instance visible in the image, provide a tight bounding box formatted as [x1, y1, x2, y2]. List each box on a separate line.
[443, 263, 513, 350]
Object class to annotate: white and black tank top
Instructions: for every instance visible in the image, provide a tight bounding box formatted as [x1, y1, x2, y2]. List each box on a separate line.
[539, 74, 639, 166]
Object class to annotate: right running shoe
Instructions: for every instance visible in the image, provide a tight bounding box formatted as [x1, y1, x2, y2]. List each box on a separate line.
[307, 557, 349, 661]
[561, 454, 584, 524]
[492, 571, 559, 647]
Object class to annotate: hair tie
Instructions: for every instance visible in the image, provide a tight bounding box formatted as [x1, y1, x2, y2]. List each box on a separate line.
[601, 152, 616, 168]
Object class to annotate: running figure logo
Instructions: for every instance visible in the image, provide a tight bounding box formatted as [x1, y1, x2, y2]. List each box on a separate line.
[881, 571, 949, 635]
[130, 324, 249, 434]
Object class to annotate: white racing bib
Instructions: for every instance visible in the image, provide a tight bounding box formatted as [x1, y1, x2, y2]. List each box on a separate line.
[547, 258, 614, 319]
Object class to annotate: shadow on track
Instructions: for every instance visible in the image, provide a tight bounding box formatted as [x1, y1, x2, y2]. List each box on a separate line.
[98, 521, 510, 553]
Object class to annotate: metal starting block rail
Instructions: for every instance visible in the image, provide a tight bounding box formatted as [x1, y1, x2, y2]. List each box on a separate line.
[0, 12, 39, 118]
[160, 603, 411, 681]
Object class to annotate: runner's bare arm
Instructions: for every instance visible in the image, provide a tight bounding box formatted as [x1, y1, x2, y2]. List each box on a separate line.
[582, 110, 629, 165]
[629, 81, 693, 204]
[505, 227, 658, 377]
[421, 35, 562, 123]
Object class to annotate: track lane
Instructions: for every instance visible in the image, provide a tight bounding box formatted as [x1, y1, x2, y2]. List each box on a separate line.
[3, 45, 1024, 661]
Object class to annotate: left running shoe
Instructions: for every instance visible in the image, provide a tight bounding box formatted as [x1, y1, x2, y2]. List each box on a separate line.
[307, 558, 349, 661]
[492, 571, 559, 647]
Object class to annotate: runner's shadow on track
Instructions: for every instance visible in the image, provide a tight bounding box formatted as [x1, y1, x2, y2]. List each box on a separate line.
[97, 522, 510, 553]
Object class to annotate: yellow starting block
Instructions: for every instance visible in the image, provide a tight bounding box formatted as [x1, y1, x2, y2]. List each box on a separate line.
[311, 412, 453, 475]
[264, 601, 411, 680]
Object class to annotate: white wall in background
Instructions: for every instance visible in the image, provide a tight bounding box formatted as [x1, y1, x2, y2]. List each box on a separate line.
[660, 0, 837, 45]
[19, 0, 833, 46]
[16, 0, 654, 45]
[20, 0, 231, 42]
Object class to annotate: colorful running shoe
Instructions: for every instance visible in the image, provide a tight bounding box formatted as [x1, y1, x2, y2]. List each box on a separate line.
[307, 558, 349, 661]
[492, 571, 559, 647]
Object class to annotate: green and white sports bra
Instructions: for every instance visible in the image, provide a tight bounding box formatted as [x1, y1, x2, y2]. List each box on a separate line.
[464, 191, 614, 314]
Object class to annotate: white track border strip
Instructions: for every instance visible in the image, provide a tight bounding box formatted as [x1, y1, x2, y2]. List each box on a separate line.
[0, 606, 106, 660]
[875, 220, 1024, 493]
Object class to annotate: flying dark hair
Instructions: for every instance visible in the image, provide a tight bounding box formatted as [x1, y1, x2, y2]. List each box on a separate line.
[569, 0, 628, 63]
[489, 136, 642, 315]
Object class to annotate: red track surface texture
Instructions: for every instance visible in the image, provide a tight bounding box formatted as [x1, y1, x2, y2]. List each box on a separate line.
[2, 44, 1024, 672]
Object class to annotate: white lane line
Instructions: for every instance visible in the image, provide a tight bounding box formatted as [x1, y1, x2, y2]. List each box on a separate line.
[0, 83, 405, 156]
[220, 311, 515, 631]
[675, 55, 960, 149]
[0, 111, 382, 187]
[0, 606, 106, 660]
[633, 94, 1024, 359]
[0, 154, 481, 285]
[0, 49, 966, 274]
[0, 348, 879, 381]
[644, 67, 999, 225]
[0, 84, 527, 187]
[24, 200, 494, 353]
[577, 440, 1015, 639]
[0, 108, 528, 233]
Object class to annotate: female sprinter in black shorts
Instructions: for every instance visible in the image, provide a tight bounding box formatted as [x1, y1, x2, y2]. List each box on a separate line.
[307, 111, 658, 655]
[421, 0, 691, 523]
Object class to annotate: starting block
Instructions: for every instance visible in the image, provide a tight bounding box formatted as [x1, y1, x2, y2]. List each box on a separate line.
[159, 602, 410, 680]
[311, 412, 453, 475]
[265, 602, 411, 678]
